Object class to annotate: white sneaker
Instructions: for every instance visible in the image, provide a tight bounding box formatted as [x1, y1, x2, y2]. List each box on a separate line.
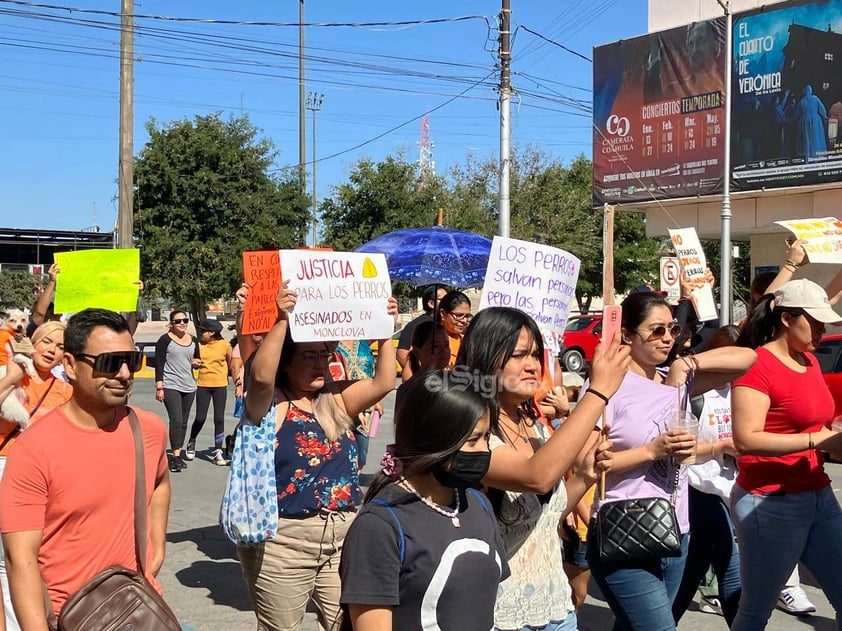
[211, 448, 230, 466]
[698, 595, 723, 616]
[777, 586, 816, 615]
[184, 443, 196, 461]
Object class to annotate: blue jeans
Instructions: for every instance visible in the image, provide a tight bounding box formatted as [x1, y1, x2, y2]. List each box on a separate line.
[588, 532, 690, 631]
[731, 484, 842, 631]
[513, 611, 577, 631]
[672, 488, 741, 625]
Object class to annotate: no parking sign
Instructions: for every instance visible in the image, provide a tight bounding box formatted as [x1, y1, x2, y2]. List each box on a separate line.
[660, 257, 680, 302]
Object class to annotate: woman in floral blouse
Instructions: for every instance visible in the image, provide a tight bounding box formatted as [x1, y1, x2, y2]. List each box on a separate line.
[238, 284, 397, 631]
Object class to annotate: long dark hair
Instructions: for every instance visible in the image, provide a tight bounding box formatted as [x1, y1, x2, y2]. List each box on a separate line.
[365, 370, 496, 503]
[620, 291, 672, 336]
[407, 320, 447, 375]
[456, 307, 544, 435]
[736, 294, 805, 349]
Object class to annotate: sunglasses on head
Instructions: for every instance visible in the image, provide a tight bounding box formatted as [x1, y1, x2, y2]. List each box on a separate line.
[639, 323, 683, 340]
[74, 351, 143, 373]
[172, 318, 189, 324]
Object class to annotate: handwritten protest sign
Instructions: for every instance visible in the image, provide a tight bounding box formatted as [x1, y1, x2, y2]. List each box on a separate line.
[479, 236, 580, 350]
[279, 250, 393, 342]
[668, 228, 717, 321]
[775, 217, 842, 264]
[54, 249, 139, 313]
[241, 250, 282, 335]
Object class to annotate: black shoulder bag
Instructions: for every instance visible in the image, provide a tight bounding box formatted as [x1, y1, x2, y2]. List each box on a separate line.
[589, 384, 684, 562]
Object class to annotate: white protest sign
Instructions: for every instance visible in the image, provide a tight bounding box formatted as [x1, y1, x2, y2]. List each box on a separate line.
[660, 257, 681, 303]
[668, 228, 717, 322]
[775, 217, 842, 264]
[479, 236, 580, 351]
[279, 250, 393, 342]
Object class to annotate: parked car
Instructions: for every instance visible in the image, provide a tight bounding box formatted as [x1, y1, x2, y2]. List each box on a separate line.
[815, 333, 842, 417]
[559, 314, 603, 373]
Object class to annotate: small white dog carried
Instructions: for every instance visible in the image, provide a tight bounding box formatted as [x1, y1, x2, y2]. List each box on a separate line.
[0, 309, 37, 427]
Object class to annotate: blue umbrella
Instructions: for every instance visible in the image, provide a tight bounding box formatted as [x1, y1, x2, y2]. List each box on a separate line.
[355, 226, 492, 288]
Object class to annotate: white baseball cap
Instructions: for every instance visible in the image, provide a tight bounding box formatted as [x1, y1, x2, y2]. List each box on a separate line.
[774, 279, 842, 324]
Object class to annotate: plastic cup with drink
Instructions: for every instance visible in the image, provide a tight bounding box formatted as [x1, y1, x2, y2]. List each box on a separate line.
[668, 413, 701, 465]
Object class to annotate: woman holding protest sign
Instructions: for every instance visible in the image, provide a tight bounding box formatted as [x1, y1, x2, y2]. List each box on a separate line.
[457, 306, 629, 631]
[237, 283, 397, 631]
[586, 292, 754, 631]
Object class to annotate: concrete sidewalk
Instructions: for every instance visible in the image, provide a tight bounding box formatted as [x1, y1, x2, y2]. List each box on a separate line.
[131, 378, 840, 630]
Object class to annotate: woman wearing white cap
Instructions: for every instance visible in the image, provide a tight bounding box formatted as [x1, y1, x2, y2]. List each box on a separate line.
[732, 279, 842, 630]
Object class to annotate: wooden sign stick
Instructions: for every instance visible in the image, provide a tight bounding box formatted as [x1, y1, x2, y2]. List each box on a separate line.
[600, 203, 616, 500]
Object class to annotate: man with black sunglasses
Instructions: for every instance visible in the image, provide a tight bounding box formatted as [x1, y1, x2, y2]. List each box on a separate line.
[0, 308, 171, 628]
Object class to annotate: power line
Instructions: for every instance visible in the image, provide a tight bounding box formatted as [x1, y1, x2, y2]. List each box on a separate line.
[272, 71, 497, 171]
[517, 25, 591, 63]
[0, 0, 491, 29]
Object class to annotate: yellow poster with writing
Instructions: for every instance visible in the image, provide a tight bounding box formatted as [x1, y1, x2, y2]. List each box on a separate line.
[54, 249, 140, 313]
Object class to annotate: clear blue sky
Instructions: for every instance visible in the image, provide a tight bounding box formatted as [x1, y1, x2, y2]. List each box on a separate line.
[0, 0, 647, 231]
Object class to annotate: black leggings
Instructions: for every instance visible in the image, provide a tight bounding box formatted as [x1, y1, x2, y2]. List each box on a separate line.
[163, 388, 196, 451]
[188, 386, 228, 449]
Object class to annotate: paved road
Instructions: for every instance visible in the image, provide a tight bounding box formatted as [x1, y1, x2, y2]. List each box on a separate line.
[131, 378, 840, 630]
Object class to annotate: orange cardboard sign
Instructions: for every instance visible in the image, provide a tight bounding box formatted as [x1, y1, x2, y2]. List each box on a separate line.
[241, 250, 282, 335]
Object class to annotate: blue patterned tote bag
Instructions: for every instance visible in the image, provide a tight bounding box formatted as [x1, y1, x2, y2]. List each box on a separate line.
[220, 404, 279, 544]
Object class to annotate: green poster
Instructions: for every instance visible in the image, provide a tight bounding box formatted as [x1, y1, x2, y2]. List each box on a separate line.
[54, 249, 140, 313]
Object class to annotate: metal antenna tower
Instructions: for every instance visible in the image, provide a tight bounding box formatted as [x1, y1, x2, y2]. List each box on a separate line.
[417, 116, 435, 188]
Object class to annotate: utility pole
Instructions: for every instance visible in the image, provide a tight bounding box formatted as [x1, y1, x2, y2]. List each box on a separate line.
[306, 92, 324, 247]
[298, 0, 306, 211]
[717, 0, 733, 323]
[498, 0, 511, 238]
[118, 0, 134, 248]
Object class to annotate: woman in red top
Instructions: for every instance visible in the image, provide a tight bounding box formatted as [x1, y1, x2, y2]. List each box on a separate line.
[731, 279, 842, 630]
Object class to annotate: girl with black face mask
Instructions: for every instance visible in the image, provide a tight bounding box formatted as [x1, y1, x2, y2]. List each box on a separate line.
[339, 370, 509, 631]
[457, 307, 630, 631]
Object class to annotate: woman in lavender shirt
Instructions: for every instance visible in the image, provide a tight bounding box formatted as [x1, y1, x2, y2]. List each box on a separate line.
[586, 291, 755, 631]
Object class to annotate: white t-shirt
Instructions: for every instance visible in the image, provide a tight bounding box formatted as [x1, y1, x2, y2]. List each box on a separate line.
[686, 386, 737, 500]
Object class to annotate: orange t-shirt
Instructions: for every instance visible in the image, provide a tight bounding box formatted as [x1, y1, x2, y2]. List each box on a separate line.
[197, 339, 230, 388]
[0, 375, 73, 456]
[447, 334, 462, 366]
[0, 406, 169, 614]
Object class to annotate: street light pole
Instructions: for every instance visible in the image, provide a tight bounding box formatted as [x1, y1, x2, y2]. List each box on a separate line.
[118, 0, 134, 248]
[306, 92, 324, 247]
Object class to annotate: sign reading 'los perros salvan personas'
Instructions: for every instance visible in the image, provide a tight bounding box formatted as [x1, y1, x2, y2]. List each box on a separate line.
[593, 17, 726, 204]
[731, 0, 842, 191]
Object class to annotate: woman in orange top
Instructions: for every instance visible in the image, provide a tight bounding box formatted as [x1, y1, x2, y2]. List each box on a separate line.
[185, 319, 233, 466]
[0, 320, 72, 631]
[438, 290, 472, 367]
[0, 321, 72, 457]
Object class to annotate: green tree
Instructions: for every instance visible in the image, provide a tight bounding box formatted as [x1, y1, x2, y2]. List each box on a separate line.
[447, 149, 662, 312]
[320, 155, 451, 251]
[0, 270, 42, 311]
[134, 114, 309, 321]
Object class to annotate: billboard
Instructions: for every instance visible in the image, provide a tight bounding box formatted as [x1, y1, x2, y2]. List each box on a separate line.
[593, 18, 726, 204]
[731, 0, 842, 190]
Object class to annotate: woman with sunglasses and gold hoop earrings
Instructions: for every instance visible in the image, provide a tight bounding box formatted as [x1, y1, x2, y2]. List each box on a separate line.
[154, 310, 202, 473]
[585, 291, 755, 631]
[438, 290, 472, 367]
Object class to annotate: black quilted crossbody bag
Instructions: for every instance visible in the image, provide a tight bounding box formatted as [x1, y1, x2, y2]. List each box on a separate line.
[590, 466, 682, 562]
[589, 381, 685, 562]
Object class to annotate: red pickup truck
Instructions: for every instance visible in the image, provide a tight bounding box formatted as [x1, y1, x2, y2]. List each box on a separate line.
[559, 314, 603, 373]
